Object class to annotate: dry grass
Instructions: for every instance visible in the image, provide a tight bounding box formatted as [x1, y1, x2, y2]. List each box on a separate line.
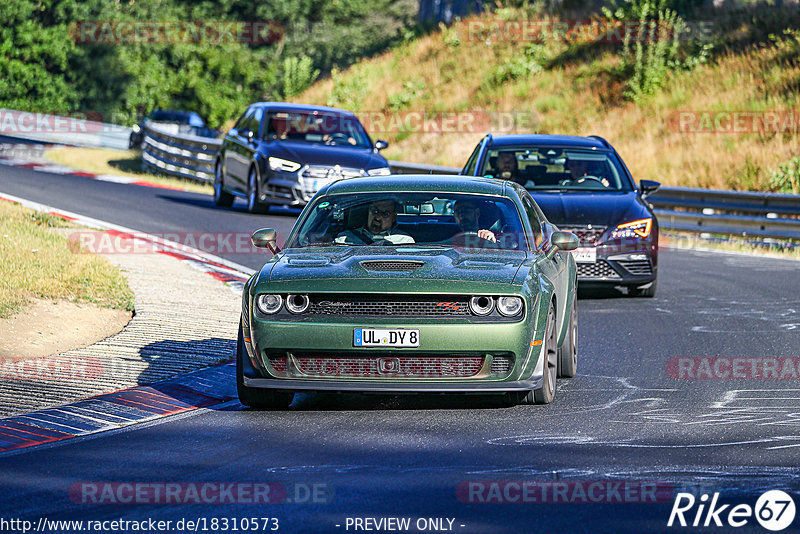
[298, 9, 800, 191]
[0, 201, 135, 318]
[45, 147, 213, 194]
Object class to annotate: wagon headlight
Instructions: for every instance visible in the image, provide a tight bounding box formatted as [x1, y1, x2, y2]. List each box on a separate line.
[610, 218, 652, 239]
[367, 167, 391, 176]
[497, 296, 523, 317]
[256, 294, 283, 314]
[469, 296, 494, 316]
[285, 294, 310, 314]
[268, 157, 302, 172]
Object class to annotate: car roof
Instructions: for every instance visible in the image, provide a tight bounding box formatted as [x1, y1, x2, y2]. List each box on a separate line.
[321, 174, 513, 197]
[250, 102, 357, 117]
[488, 134, 610, 149]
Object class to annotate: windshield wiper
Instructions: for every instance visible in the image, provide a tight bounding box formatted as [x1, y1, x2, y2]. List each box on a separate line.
[296, 242, 350, 248]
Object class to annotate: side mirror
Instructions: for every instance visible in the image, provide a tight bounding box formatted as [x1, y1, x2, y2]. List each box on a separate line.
[374, 139, 389, 151]
[640, 179, 660, 197]
[542, 231, 579, 261]
[251, 228, 279, 253]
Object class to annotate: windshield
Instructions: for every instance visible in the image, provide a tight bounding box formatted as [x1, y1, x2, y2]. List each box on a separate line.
[288, 192, 528, 251]
[480, 147, 633, 192]
[264, 111, 371, 148]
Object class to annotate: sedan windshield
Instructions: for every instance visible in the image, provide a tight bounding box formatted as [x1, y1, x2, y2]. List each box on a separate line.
[289, 193, 528, 251]
[480, 147, 633, 192]
[264, 111, 372, 148]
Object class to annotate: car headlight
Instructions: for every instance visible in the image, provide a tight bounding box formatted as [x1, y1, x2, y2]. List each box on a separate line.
[367, 167, 391, 176]
[285, 294, 310, 314]
[268, 157, 302, 172]
[469, 296, 494, 316]
[497, 296, 523, 317]
[610, 218, 652, 239]
[256, 294, 283, 314]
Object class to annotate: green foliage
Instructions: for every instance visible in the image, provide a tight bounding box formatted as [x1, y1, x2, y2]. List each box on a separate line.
[0, 0, 416, 128]
[326, 68, 368, 111]
[440, 22, 461, 48]
[387, 80, 426, 111]
[486, 44, 546, 88]
[768, 157, 800, 194]
[282, 56, 320, 98]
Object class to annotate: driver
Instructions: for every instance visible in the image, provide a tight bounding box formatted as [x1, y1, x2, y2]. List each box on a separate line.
[335, 199, 415, 245]
[495, 152, 526, 185]
[452, 199, 497, 243]
[565, 159, 610, 187]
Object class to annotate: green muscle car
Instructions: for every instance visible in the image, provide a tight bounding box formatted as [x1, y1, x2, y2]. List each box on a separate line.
[238, 174, 579, 408]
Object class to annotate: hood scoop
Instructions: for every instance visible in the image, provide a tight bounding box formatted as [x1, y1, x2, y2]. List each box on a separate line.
[360, 260, 425, 272]
[286, 257, 331, 267]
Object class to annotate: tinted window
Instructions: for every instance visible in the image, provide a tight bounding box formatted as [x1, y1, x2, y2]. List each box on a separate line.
[263, 111, 371, 147]
[234, 108, 253, 131]
[289, 192, 526, 252]
[521, 194, 544, 249]
[462, 141, 482, 175]
[480, 147, 633, 192]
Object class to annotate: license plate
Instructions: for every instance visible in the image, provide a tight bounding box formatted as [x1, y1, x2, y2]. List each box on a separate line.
[354, 328, 420, 347]
[573, 247, 597, 263]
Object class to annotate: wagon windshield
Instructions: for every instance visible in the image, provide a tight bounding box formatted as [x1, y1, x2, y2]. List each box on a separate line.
[289, 192, 528, 251]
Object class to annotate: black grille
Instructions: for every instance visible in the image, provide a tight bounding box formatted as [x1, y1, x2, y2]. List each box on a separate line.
[307, 294, 471, 317]
[577, 261, 621, 279]
[617, 260, 653, 276]
[361, 260, 424, 272]
[490, 355, 514, 376]
[285, 353, 485, 378]
[562, 226, 606, 246]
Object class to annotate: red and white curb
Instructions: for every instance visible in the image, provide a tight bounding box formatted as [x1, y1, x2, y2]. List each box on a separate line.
[0, 191, 255, 293]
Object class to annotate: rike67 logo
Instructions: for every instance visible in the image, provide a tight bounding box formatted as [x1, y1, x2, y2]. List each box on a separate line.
[668, 490, 796, 531]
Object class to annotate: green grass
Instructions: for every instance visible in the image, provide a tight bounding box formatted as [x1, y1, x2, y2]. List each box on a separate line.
[45, 147, 213, 194]
[0, 201, 135, 318]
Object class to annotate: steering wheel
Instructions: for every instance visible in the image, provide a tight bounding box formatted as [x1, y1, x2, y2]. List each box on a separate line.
[326, 133, 350, 145]
[451, 231, 498, 249]
[576, 175, 607, 185]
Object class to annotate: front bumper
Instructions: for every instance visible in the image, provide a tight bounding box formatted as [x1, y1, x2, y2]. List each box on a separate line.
[242, 317, 546, 393]
[575, 243, 657, 286]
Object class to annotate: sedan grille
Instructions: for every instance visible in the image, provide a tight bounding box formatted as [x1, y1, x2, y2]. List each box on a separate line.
[617, 260, 653, 276]
[307, 294, 472, 317]
[561, 226, 606, 246]
[577, 261, 621, 279]
[270, 354, 485, 379]
[361, 260, 424, 272]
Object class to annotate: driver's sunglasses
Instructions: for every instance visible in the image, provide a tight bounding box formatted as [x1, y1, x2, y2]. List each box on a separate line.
[369, 207, 393, 219]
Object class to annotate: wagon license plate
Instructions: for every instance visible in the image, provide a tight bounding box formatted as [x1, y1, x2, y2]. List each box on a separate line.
[573, 247, 597, 263]
[354, 328, 420, 347]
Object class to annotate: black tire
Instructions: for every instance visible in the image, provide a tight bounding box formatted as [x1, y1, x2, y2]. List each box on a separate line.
[246, 166, 268, 214]
[505, 302, 558, 406]
[236, 323, 293, 410]
[532, 303, 558, 404]
[557, 291, 578, 378]
[213, 160, 234, 208]
[629, 279, 657, 298]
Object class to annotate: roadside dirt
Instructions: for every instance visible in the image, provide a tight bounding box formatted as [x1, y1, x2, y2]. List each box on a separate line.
[0, 298, 132, 360]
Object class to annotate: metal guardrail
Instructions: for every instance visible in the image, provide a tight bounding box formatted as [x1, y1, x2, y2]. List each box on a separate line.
[142, 123, 221, 182]
[142, 127, 800, 241]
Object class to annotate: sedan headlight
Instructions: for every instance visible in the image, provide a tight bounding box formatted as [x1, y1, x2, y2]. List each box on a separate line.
[367, 167, 392, 176]
[497, 296, 523, 317]
[256, 294, 283, 314]
[268, 157, 302, 172]
[610, 218, 652, 239]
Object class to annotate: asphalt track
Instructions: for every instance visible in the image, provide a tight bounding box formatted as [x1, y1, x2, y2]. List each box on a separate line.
[1, 164, 800, 533]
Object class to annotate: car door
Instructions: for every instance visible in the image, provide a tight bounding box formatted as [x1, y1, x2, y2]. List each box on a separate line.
[225, 106, 257, 190]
